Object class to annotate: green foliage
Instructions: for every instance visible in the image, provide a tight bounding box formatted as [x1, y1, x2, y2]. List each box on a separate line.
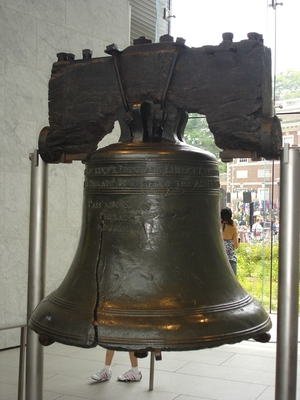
[276, 69, 300, 100]
[236, 243, 279, 311]
[184, 114, 227, 173]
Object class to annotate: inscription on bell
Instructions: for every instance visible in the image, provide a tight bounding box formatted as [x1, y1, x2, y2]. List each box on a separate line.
[88, 200, 151, 211]
[85, 177, 219, 189]
[84, 162, 219, 191]
[85, 164, 219, 177]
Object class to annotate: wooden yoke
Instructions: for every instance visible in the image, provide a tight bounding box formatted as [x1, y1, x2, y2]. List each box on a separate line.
[39, 33, 282, 163]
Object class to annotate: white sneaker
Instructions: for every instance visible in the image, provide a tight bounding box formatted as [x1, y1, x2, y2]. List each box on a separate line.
[91, 368, 112, 382]
[117, 369, 142, 382]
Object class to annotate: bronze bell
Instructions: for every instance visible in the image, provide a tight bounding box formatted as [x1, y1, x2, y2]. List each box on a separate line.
[29, 105, 271, 351]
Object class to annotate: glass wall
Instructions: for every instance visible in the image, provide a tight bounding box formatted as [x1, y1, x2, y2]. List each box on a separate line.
[171, 0, 300, 312]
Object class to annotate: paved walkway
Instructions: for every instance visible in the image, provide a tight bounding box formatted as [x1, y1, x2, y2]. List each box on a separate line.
[1, 314, 300, 400]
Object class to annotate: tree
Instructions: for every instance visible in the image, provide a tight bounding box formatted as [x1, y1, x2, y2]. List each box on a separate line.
[275, 69, 300, 100]
[183, 114, 227, 173]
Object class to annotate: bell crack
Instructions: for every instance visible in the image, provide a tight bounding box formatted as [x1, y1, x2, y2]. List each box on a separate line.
[93, 215, 105, 344]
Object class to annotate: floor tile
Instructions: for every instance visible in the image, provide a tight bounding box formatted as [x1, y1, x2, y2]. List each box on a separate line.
[0, 382, 18, 400]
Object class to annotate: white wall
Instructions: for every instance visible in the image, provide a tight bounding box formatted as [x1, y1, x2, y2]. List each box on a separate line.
[0, 0, 130, 349]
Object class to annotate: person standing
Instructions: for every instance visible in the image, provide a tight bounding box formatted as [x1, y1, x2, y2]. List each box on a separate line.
[239, 217, 248, 243]
[220, 207, 239, 275]
[252, 217, 263, 240]
[91, 350, 142, 382]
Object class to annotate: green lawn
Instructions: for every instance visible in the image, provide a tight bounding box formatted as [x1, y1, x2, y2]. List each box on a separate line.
[236, 242, 279, 312]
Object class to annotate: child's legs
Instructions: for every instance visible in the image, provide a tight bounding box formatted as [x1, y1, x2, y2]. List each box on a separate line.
[105, 350, 115, 366]
[129, 352, 138, 368]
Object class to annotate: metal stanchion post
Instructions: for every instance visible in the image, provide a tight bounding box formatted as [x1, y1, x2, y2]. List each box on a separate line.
[149, 352, 155, 391]
[275, 145, 300, 400]
[26, 150, 48, 400]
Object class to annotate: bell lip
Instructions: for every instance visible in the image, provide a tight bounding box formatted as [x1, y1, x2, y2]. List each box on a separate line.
[28, 295, 97, 349]
[28, 287, 273, 349]
[28, 318, 97, 349]
[28, 306, 272, 350]
[96, 316, 272, 352]
[28, 316, 272, 351]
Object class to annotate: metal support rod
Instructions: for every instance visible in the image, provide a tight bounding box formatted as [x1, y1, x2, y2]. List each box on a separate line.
[0, 324, 27, 400]
[275, 145, 300, 400]
[149, 352, 155, 391]
[26, 150, 48, 400]
[18, 326, 27, 400]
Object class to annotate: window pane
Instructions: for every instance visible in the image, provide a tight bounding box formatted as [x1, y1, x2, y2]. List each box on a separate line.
[237, 170, 248, 179]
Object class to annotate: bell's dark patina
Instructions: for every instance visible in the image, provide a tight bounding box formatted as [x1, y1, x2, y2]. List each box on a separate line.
[29, 33, 276, 351]
[30, 136, 272, 351]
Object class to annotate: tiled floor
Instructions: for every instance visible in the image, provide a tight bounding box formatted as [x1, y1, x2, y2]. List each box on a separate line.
[1, 314, 299, 400]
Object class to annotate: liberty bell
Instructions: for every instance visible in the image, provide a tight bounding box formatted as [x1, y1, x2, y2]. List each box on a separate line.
[29, 33, 282, 352]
